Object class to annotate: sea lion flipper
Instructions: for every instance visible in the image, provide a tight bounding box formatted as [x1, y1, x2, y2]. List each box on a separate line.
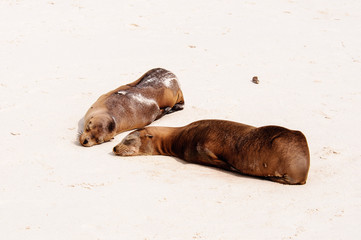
[265, 174, 306, 185]
[158, 103, 184, 116]
[170, 103, 184, 113]
[155, 107, 172, 120]
[202, 147, 218, 160]
[196, 146, 233, 171]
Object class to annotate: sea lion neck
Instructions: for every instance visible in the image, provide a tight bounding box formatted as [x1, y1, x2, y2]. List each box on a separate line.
[148, 126, 180, 156]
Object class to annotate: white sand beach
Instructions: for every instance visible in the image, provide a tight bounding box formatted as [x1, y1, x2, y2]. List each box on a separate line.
[1, 0, 361, 239]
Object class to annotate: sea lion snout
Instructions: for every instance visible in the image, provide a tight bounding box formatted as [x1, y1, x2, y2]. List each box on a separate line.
[113, 131, 141, 156]
[79, 133, 92, 147]
[79, 134, 98, 147]
[113, 130, 156, 156]
[79, 114, 117, 147]
[113, 144, 135, 156]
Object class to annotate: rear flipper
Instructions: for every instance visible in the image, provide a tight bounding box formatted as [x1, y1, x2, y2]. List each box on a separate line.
[265, 175, 306, 185]
[154, 107, 170, 120]
[157, 103, 184, 119]
[168, 91, 185, 114]
[168, 103, 184, 113]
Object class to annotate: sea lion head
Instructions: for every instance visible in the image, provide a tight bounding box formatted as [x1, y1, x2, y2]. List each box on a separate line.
[113, 128, 154, 156]
[79, 113, 116, 147]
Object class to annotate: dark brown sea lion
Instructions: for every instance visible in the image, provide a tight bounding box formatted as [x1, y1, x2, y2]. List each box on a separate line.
[79, 68, 185, 147]
[113, 120, 310, 185]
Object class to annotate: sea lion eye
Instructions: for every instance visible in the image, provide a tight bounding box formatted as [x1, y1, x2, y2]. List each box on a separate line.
[123, 139, 135, 145]
[107, 120, 115, 132]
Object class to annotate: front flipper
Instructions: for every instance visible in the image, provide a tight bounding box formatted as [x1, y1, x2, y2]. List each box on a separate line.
[196, 145, 234, 171]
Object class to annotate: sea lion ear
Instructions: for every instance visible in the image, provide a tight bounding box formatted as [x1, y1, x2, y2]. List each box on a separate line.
[146, 134, 153, 138]
[107, 117, 116, 132]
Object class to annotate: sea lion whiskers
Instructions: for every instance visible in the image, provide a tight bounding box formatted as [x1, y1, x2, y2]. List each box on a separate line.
[77, 130, 83, 137]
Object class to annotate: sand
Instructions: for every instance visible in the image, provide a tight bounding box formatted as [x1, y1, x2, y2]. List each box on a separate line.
[1, 0, 360, 239]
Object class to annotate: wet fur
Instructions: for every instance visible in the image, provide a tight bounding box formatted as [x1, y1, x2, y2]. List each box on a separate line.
[79, 68, 185, 147]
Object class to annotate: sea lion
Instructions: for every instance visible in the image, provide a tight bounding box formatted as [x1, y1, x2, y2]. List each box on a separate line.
[79, 68, 185, 147]
[113, 119, 310, 185]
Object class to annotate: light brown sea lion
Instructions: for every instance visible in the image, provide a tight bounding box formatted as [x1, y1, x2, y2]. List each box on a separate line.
[113, 119, 310, 185]
[79, 68, 185, 147]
